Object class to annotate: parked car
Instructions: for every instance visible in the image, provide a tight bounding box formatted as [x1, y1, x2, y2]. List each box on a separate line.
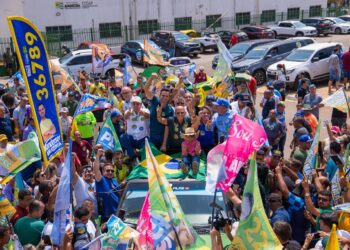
[150, 30, 201, 57]
[267, 42, 340, 89]
[300, 18, 332, 36]
[240, 26, 275, 39]
[50, 49, 129, 78]
[180, 29, 218, 52]
[214, 30, 249, 48]
[121, 40, 169, 64]
[117, 179, 232, 247]
[269, 20, 318, 38]
[231, 37, 315, 85]
[212, 39, 277, 69]
[339, 15, 350, 22]
[324, 17, 350, 34]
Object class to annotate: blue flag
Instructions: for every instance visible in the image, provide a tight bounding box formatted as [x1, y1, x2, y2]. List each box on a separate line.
[52, 140, 72, 246]
[74, 94, 112, 117]
[96, 116, 122, 152]
[123, 56, 132, 85]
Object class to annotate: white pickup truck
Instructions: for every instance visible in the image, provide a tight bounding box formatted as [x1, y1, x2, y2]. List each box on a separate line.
[270, 21, 317, 38]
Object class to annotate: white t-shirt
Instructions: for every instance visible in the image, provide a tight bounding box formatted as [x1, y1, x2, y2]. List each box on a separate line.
[57, 92, 68, 108]
[230, 101, 249, 117]
[74, 176, 98, 214]
[126, 109, 150, 140]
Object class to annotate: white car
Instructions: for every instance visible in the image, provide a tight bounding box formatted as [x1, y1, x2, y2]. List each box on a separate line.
[324, 17, 350, 34]
[50, 49, 124, 78]
[269, 21, 317, 37]
[267, 42, 340, 88]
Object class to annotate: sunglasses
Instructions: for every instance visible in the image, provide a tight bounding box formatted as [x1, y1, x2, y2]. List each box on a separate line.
[318, 197, 330, 202]
[105, 169, 114, 173]
[176, 112, 185, 115]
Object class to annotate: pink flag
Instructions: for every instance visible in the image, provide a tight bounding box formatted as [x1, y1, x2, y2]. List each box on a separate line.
[136, 192, 154, 249]
[206, 115, 266, 193]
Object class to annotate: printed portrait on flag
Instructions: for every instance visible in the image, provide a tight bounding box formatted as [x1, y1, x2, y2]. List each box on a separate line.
[92, 44, 112, 70]
[38, 103, 57, 143]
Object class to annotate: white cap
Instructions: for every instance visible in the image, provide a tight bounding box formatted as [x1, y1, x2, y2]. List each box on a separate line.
[131, 96, 142, 103]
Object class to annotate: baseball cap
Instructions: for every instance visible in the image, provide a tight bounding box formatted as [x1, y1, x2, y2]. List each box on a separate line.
[239, 93, 250, 103]
[131, 96, 142, 103]
[68, 91, 74, 96]
[212, 98, 229, 108]
[60, 107, 68, 113]
[110, 110, 121, 118]
[299, 134, 313, 143]
[206, 94, 216, 102]
[309, 84, 316, 89]
[331, 126, 341, 135]
[0, 134, 8, 141]
[272, 150, 282, 157]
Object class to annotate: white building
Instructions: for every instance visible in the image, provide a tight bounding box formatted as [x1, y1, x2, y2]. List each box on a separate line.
[0, 0, 327, 53]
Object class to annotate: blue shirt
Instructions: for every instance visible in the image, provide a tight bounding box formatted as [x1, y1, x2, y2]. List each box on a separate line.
[287, 193, 309, 244]
[149, 96, 174, 137]
[326, 158, 338, 181]
[96, 176, 120, 220]
[212, 110, 234, 139]
[198, 123, 215, 147]
[270, 207, 290, 226]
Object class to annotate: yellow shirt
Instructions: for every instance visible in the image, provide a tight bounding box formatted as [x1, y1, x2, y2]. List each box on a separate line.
[89, 82, 106, 96]
[114, 164, 129, 183]
[40, 118, 54, 142]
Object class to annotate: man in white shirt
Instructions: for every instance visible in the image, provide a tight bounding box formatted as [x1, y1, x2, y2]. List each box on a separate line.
[120, 96, 150, 159]
[231, 93, 251, 118]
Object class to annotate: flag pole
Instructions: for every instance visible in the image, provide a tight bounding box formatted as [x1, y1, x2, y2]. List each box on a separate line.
[211, 188, 218, 228]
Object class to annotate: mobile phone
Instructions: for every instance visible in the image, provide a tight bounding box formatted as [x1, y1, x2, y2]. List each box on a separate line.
[313, 232, 321, 238]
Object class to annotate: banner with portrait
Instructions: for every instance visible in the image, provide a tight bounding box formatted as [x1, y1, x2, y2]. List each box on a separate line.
[8, 16, 63, 166]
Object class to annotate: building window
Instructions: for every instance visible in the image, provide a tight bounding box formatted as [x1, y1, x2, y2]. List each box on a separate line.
[45, 25, 72, 42]
[174, 17, 192, 31]
[236, 12, 251, 26]
[206, 15, 221, 28]
[99, 22, 122, 38]
[138, 20, 159, 35]
[309, 5, 322, 17]
[261, 10, 276, 23]
[287, 8, 300, 20]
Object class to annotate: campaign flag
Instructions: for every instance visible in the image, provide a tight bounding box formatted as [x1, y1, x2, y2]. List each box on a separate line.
[303, 121, 321, 179]
[106, 215, 139, 243]
[136, 192, 154, 249]
[206, 142, 227, 193]
[74, 93, 112, 116]
[51, 140, 72, 246]
[6, 70, 24, 89]
[0, 132, 41, 185]
[178, 63, 196, 83]
[325, 224, 340, 250]
[96, 116, 122, 152]
[123, 56, 132, 84]
[186, 81, 215, 107]
[206, 115, 267, 193]
[127, 143, 207, 181]
[344, 143, 350, 177]
[50, 61, 78, 93]
[13, 172, 26, 205]
[92, 43, 112, 71]
[8, 17, 64, 166]
[321, 87, 350, 113]
[145, 140, 209, 250]
[144, 39, 168, 66]
[331, 169, 341, 205]
[334, 203, 350, 213]
[231, 154, 283, 249]
[212, 39, 233, 85]
[114, 69, 124, 88]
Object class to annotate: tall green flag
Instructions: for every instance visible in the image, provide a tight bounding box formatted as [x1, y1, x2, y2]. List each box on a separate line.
[230, 154, 282, 250]
[303, 121, 321, 179]
[95, 116, 122, 152]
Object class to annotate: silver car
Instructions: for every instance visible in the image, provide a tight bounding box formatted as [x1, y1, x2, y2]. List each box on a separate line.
[324, 17, 350, 34]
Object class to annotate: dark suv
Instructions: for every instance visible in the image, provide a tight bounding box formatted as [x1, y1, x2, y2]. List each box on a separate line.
[301, 18, 332, 36]
[214, 30, 249, 48]
[231, 37, 315, 85]
[150, 30, 201, 57]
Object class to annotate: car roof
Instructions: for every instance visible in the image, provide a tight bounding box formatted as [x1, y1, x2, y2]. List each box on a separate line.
[254, 38, 309, 49]
[154, 30, 182, 34]
[296, 42, 339, 50]
[72, 49, 92, 55]
[339, 15, 350, 17]
[242, 25, 268, 29]
[280, 20, 300, 23]
[302, 17, 324, 20]
[238, 39, 277, 45]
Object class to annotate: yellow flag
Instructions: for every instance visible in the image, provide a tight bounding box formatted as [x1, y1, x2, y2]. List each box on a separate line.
[325, 224, 340, 250]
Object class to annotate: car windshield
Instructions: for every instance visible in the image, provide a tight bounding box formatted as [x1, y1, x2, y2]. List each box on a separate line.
[244, 47, 268, 59]
[229, 43, 250, 55]
[173, 33, 190, 41]
[59, 52, 73, 64]
[120, 189, 226, 225]
[332, 18, 346, 24]
[285, 49, 314, 62]
[293, 21, 307, 28]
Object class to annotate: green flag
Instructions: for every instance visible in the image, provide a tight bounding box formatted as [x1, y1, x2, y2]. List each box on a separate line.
[303, 121, 321, 179]
[95, 116, 122, 152]
[230, 154, 283, 250]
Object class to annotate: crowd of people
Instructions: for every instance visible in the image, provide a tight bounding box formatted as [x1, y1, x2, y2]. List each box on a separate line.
[0, 43, 350, 249]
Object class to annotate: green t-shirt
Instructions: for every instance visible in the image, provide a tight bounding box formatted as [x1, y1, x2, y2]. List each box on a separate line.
[74, 112, 96, 139]
[292, 148, 308, 166]
[14, 217, 45, 246]
[315, 207, 333, 231]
